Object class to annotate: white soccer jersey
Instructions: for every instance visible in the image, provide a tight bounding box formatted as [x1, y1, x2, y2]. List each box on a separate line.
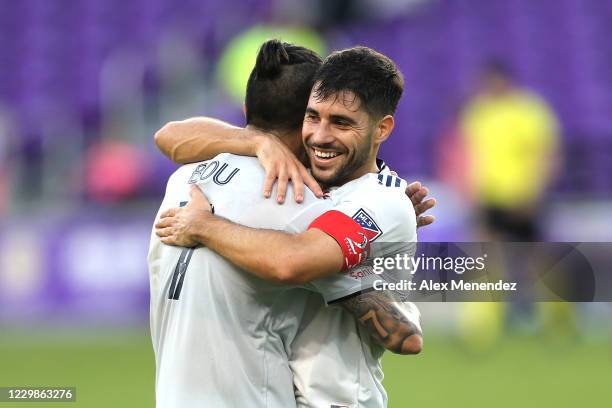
[288, 166, 419, 408]
[148, 153, 332, 408]
[149, 154, 419, 408]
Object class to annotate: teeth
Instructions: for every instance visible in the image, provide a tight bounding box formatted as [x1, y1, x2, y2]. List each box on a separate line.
[314, 149, 340, 159]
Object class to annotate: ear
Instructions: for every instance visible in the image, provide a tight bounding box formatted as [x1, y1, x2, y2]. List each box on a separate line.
[242, 103, 247, 117]
[373, 115, 394, 145]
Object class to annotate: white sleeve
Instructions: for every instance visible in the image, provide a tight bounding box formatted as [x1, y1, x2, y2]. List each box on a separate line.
[284, 199, 333, 234]
[307, 189, 418, 304]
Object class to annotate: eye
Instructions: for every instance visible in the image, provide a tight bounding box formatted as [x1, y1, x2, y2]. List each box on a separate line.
[334, 120, 351, 128]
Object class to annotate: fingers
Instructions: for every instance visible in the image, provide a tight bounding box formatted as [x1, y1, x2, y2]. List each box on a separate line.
[406, 182, 422, 204]
[262, 166, 277, 199]
[292, 160, 323, 201]
[406, 181, 421, 194]
[160, 235, 195, 247]
[160, 207, 178, 218]
[291, 170, 305, 203]
[261, 159, 323, 203]
[190, 184, 202, 198]
[160, 236, 179, 246]
[289, 160, 322, 202]
[156, 224, 192, 246]
[302, 168, 323, 198]
[410, 187, 429, 207]
[276, 166, 289, 204]
[189, 185, 211, 209]
[414, 197, 436, 217]
[155, 226, 174, 238]
[417, 215, 435, 228]
[155, 217, 175, 229]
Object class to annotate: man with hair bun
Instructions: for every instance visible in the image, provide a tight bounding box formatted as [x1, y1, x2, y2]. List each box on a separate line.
[151, 40, 434, 407]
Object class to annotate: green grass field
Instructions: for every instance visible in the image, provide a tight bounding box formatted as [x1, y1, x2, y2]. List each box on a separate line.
[1, 329, 610, 407]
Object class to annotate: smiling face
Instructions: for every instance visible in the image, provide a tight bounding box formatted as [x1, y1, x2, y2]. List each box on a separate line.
[302, 88, 378, 188]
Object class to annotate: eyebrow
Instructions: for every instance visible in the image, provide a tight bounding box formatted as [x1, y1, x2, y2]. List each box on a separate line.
[305, 107, 319, 116]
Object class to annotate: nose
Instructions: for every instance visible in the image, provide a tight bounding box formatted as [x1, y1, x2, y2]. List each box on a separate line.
[308, 121, 336, 147]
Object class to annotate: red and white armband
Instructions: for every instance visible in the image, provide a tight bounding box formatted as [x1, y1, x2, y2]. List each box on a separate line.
[308, 210, 370, 271]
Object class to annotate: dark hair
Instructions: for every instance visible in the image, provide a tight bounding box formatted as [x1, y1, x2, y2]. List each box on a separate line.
[245, 39, 322, 131]
[313, 46, 404, 119]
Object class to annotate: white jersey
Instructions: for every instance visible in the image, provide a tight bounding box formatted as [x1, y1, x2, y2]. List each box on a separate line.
[148, 153, 332, 408]
[149, 154, 419, 408]
[287, 167, 419, 408]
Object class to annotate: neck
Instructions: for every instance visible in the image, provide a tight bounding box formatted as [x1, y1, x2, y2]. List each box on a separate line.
[352, 145, 382, 180]
[350, 157, 380, 180]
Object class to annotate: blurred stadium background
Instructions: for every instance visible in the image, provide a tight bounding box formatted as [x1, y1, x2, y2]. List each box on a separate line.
[1, 0, 611, 406]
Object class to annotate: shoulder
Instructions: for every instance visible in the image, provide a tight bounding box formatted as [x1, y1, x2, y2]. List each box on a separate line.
[166, 162, 199, 191]
[347, 173, 412, 210]
[333, 174, 416, 242]
[365, 180, 416, 241]
[215, 153, 262, 168]
[200, 153, 264, 176]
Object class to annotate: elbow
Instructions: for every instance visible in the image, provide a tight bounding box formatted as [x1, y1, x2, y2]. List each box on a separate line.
[272, 257, 311, 285]
[153, 122, 171, 147]
[154, 121, 180, 158]
[274, 266, 310, 286]
[396, 334, 423, 355]
[267, 237, 319, 285]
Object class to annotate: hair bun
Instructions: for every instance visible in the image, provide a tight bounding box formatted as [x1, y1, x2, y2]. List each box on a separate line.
[255, 39, 290, 79]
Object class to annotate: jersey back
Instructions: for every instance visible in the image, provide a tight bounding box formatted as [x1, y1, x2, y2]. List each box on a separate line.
[148, 153, 331, 408]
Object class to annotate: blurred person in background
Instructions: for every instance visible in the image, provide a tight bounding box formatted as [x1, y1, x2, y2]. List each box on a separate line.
[458, 60, 564, 345]
[460, 60, 561, 242]
[84, 140, 152, 203]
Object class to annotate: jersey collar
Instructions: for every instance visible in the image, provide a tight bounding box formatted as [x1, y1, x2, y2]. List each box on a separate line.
[377, 158, 392, 175]
[376, 158, 387, 173]
[325, 157, 391, 195]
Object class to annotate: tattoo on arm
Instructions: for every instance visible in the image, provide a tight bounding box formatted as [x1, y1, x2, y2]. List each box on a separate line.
[341, 290, 422, 354]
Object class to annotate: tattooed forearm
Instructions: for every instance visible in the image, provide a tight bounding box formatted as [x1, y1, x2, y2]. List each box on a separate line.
[341, 290, 423, 355]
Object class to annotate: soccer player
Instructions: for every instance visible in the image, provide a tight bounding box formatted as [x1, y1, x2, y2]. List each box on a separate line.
[149, 41, 326, 407]
[154, 43, 431, 407]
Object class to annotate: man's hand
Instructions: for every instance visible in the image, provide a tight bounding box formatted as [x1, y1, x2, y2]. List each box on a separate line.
[254, 133, 323, 203]
[155, 185, 213, 247]
[154, 116, 323, 204]
[406, 181, 436, 228]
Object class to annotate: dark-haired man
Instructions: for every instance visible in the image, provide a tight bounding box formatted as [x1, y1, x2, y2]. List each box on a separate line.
[152, 43, 433, 407]
[149, 40, 330, 408]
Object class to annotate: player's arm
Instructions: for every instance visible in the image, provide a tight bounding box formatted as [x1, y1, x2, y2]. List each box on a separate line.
[156, 209, 345, 285]
[154, 117, 323, 202]
[340, 289, 423, 355]
[155, 186, 367, 285]
[155, 117, 261, 163]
